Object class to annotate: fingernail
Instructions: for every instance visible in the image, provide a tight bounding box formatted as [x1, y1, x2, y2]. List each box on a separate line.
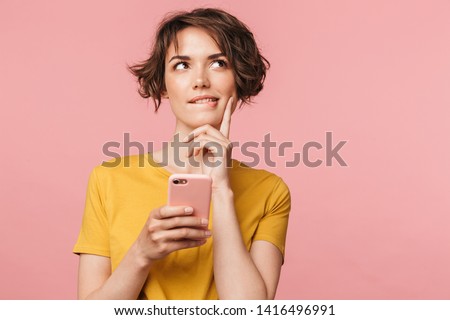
[184, 207, 193, 214]
[204, 230, 211, 236]
[201, 218, 209, 225]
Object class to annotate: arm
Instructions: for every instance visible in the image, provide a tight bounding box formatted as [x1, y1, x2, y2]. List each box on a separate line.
[212, 187, 283, 299]
[184, 98, 285, 299]
[77, 245, 152, 299]
[77, 206, 211, 299]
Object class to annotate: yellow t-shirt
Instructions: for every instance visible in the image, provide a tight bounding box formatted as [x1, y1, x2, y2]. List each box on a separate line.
[73, 153, 290, 299]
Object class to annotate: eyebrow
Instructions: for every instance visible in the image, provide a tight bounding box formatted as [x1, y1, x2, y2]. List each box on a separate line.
[168, 53, 225, 63]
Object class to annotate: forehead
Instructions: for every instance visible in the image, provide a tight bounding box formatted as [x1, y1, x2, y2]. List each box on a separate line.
[165, 27, 221, 60]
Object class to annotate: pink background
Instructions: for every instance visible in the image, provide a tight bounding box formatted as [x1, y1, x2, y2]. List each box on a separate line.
[1, 0, 450, 299]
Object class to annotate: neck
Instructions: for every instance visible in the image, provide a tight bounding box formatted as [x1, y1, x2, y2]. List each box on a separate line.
[151, 132, 204, 174]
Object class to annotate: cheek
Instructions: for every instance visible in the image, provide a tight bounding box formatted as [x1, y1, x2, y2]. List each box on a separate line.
[215, 73, 237, 94]
[165, 75, 189, 98]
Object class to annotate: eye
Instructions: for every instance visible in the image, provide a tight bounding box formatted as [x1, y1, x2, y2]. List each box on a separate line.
[211, 59, 228, 69]
[174, 61, 189, 70]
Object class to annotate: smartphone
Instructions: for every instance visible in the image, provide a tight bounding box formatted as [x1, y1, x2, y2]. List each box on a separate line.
[167, 174, 212, 222]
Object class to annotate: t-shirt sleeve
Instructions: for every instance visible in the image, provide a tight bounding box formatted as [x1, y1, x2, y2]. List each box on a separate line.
[252, 177, 291, 260]
[73, 167, 110, 257]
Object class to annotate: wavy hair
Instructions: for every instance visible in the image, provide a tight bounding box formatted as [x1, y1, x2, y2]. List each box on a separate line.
[128, 8, 270, 112]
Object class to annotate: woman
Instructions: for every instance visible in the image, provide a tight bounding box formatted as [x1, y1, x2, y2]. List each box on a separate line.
[73, 8, 291, 300]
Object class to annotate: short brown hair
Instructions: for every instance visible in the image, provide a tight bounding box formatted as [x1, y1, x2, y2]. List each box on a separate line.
[128, 8, 270, 112]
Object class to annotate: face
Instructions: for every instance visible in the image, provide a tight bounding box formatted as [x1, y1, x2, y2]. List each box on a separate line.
[163, 27, 237, 132]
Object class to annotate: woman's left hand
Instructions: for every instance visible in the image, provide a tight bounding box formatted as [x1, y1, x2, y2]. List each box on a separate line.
[183, 97, 234, 189]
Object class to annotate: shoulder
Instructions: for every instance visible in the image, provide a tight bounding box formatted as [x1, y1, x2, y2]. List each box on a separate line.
[89, 154, 154, 181]
[99, 154, 149, 170]
[230, 159, 290, 196]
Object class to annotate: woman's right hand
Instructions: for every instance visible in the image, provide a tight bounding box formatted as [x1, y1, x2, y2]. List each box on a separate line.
[134, 205, 211, 264]
[78, 205, 209, 299]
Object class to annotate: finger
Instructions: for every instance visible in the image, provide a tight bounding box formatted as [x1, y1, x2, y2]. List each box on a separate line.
[183, 124, 224, 143]
[152, 206, 194, 219]
[219, 96, 233, 138]
[159, 216, 209, 230]
[195, 140, 223, 158]
[185, 133, 225, 149]
[186, 135, 227, 157]
[191, 140, 227, 158]
[161, 227, 212, 241]
[186, 135, 216, 157]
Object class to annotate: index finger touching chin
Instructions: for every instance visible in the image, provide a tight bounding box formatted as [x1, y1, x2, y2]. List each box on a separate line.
[219, 96, 233, 138]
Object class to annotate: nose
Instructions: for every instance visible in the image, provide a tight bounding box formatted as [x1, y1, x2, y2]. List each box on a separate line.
[192, 68, 210, 89]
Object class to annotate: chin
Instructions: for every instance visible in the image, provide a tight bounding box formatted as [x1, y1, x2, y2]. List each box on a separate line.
[188, 115, 221, 128]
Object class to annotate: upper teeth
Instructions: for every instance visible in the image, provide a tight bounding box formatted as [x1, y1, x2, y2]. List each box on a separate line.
[194, 98, 217, 103]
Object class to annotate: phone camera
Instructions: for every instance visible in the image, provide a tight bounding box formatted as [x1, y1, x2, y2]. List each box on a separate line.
[172, 178, 187, 185]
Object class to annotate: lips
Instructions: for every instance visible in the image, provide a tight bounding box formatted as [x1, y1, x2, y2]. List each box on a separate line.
[192, 98, 217, 104]
[189, 95, 219, 104]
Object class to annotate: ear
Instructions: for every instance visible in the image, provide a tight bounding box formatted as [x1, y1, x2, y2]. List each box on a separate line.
[161, 90, 169, 99]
